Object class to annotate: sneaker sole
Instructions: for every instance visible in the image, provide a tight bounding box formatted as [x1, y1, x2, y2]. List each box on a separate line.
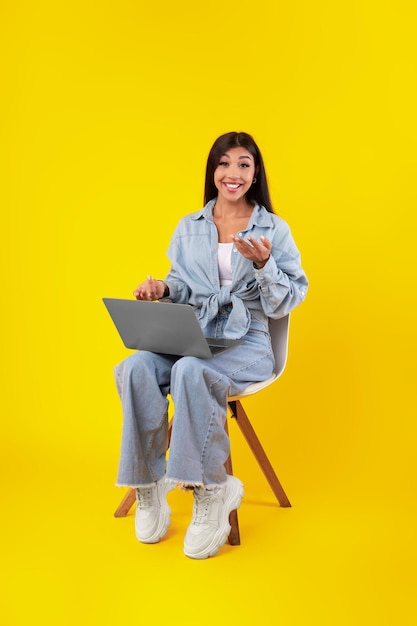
[184, 476, 244, 559]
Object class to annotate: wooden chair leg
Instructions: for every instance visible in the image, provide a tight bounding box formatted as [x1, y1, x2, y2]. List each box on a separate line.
[114, 487, 136, 518]
[224, 419, 241, 546]
[228, 400, 291, 508]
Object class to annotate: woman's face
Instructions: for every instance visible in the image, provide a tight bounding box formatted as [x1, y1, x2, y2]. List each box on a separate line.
[213, 146, 257, 205]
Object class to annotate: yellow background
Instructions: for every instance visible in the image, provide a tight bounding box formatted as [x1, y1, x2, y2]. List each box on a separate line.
[1, 1, 416, 624]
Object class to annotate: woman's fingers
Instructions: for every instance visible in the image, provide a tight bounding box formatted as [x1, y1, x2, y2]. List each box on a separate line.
[133, 277, 163, 300]
[232, 234, 271, 264]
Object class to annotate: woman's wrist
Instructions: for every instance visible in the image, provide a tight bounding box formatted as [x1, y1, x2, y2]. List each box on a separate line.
[159, 281, 169, 298]
[254, 256, 269, 270]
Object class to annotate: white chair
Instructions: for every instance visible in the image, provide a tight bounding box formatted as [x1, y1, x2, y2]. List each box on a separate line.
[225, 314, 291, 544]
[114, 314, 291, 546]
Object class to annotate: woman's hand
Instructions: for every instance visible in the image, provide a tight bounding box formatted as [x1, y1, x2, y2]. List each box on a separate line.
[231, 234, 272, 269]
[133, 276, 167, 301]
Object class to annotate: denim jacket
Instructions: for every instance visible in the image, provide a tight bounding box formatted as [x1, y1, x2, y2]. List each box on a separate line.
[162, 199, 308, 339]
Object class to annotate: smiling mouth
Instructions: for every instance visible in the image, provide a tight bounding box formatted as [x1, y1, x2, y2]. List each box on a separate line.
[224, 183, 241, 189]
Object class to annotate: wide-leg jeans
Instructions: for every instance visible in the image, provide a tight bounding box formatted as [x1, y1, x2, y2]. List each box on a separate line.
[114, 312, 274, 488]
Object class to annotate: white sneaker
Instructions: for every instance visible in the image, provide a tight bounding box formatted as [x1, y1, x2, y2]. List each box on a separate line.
[184, 475, 244, 559]
[135, 478, 173, 544]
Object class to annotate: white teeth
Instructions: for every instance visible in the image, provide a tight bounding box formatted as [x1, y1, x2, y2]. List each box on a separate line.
[226, 183, 240, 189]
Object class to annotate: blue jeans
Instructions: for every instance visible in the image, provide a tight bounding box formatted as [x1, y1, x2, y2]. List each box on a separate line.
[114, 309, 274, 488]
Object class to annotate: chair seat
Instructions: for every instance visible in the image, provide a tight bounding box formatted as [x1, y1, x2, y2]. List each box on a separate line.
[229, 374, 277, 399]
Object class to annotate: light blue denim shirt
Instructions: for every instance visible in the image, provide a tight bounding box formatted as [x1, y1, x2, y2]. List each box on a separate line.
[162, 199, 308, 339]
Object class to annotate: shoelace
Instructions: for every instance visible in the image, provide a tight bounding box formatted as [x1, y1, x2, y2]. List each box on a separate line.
[193, 489, 220, 525]
[136, 487, 153, 509]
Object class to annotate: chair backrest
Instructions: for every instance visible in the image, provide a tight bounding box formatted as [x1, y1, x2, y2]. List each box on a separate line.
[270, 314, 290, 378]
[229, 314, 290, 399]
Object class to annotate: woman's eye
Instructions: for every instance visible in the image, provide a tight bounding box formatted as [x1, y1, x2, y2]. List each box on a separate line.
[218, 161, 229, 167]
[240, 163, 250, 168]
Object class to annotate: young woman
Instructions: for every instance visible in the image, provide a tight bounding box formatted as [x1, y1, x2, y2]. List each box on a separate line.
[114, 131, 308, 559]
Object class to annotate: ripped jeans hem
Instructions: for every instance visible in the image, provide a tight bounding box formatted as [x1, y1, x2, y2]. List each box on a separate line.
[166, 477, 226, 491]
[115, 477, 228, 491]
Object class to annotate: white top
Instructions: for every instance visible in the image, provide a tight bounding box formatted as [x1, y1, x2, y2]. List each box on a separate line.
[217, 243, 233, 286]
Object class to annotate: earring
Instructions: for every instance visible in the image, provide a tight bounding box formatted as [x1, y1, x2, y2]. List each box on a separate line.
[252, 177, 257, 184]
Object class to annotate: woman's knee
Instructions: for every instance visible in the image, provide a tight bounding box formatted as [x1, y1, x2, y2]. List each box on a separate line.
[171, 356, 203, 382]
[116, 350, 161, 381]
[171, 357, 224, 393]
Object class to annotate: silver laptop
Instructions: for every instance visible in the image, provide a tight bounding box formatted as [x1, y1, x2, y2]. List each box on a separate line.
[103, 298, 243, 359]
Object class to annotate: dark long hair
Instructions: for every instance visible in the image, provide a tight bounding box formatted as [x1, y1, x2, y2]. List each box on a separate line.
[204, 131, 274, 213]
